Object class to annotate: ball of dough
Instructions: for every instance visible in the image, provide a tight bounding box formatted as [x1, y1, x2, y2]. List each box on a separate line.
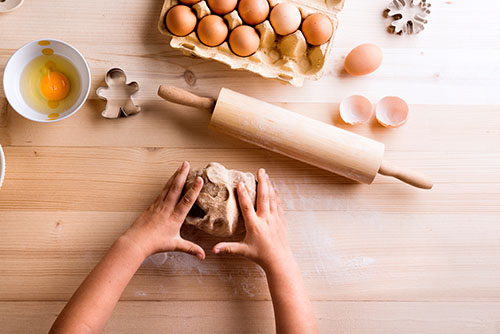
[184, 162, 256, 237]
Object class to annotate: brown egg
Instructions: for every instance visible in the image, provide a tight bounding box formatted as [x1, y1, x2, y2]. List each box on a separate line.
[344, 43, 383, 76]
[207, 0, 238, 15]
[238, 0, 269, 26]
[229, 25, 260, 57]
[179, 0, 201, 4]
[197, 15, 228, 47]
[165, 5, 197, 37]
[269, 3, 301, 36]
[301, 13, 333, 46]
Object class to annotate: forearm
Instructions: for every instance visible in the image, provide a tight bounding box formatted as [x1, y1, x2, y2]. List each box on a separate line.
[265, 258, 318, 334]
[50, 235, 148, 334]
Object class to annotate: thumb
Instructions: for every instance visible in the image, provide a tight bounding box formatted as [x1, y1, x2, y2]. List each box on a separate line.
[175, 239, 206, 260]
[212, 242, 248, 256]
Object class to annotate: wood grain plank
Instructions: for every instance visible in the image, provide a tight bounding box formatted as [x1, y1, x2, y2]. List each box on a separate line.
[1, 301, 499, 334]
[2, 99, 499, 152]
[1, 211, 499, 301]
[0, 146, 498, 212]
[0, 0, 499, 333]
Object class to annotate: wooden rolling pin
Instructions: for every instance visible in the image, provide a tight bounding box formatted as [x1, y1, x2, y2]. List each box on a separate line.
[158, 85, 433, 189]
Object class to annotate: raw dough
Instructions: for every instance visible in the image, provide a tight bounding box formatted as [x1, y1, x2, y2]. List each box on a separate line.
[184, 162, 256, 237]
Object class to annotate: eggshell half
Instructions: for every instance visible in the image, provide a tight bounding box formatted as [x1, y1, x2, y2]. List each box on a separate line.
[376, 96, 409, 128]
[339, 95, 373, 125]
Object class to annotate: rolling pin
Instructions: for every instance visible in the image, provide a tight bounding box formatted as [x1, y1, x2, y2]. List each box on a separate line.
[158, 85, 433, 189]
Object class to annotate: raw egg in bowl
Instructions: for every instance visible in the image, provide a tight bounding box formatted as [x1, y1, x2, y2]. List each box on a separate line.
[3, 39, 91, 122]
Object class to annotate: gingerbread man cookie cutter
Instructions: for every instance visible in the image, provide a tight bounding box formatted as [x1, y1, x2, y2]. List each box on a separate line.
[97, 68, 141, 118]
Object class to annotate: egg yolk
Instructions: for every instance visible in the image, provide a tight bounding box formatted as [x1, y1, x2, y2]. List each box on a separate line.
[40, 71, 70, 101]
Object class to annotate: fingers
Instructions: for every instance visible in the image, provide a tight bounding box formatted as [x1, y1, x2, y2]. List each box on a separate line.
[237, 182, 258, 223]
[274, 186, 285, 221]
[176, 238, 206, 260]
[153, 162, 185, 207]
[173, 177, 203, 219]
[267, 175, 278, 214]
[164, 161, 190, 207]
[256, 168, 270, 217]
[162, 166, 180, 198]
[212, 242, 249, 256]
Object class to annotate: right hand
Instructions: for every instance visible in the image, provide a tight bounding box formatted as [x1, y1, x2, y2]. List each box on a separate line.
[212, 168, 294, 271]
[124, 161, 205, 260]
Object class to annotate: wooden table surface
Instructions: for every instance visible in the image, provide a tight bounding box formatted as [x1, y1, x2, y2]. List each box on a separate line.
[1, 0, 500, 333]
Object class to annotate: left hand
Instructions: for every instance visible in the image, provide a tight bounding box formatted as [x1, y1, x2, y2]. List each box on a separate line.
[123, 161, 205, 259]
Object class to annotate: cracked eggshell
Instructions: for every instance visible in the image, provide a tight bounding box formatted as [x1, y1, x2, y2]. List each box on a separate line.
[376, 96, 409, 128]
[339, 95, 373, 125]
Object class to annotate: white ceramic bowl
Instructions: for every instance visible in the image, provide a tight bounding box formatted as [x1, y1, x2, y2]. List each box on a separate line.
[0, 0, 24, 13]
[3, 39, 91, 122]
[0, 145, 5, 189]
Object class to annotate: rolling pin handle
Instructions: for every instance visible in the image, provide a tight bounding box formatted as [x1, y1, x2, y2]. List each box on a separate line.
[157, 85, 215, 112]
[378, 160, 433, 190]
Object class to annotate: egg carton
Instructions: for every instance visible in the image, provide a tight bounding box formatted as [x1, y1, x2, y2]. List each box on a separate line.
[158, 0, 346, 86]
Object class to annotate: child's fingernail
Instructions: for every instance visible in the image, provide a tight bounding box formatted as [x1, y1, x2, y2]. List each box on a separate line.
[259, 168, 265, 176]
[182, 161, 188, 169]
[195, 177, 202, 186]
[213, 247, 220, 254]
[197, 253, 204, 260]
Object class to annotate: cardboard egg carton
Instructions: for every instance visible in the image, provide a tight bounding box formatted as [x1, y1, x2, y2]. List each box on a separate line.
[158, 0, 345, 86]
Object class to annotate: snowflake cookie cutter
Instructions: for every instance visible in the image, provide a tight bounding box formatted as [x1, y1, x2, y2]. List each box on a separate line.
[96, 68, 141, 118]
[385, 0, 431, 35]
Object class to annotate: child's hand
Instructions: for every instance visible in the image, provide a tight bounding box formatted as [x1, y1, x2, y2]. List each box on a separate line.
[123, 161, 205, 259]
[212, 169, 293, 271]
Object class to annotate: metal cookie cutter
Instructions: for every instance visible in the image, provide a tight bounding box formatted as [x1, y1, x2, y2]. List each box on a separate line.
[96, 68, 141, 118]
[385, 0, 431, 35]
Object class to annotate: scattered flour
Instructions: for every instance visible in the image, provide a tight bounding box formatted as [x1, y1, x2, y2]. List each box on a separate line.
[143, 251, 266, 298]
[140, 178, 379, 296]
